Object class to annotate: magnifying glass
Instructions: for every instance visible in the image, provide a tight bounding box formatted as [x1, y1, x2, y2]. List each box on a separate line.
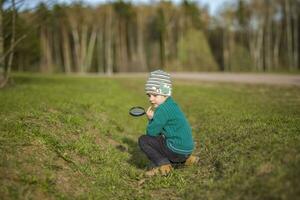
[129, 106, 146, 117]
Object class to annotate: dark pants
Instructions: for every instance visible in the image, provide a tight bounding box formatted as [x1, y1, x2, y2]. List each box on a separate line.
[138, 135, 189, 167]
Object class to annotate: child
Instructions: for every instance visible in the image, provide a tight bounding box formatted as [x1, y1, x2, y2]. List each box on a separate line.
[138, 70, 199, 177]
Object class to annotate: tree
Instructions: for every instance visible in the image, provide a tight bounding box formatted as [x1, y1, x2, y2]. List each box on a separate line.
[0, 0, 4, 82]
[35, 3, 53, 73]
[0, 0, 26, 87]
[177, 28, 218, 71]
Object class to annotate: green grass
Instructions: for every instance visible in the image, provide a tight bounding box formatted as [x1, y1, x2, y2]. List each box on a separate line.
[1, 74, 300, 199]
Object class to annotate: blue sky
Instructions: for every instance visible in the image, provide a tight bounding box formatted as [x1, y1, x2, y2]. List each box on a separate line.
[25, 0, 232, 15]
[79, 0, 232, 15]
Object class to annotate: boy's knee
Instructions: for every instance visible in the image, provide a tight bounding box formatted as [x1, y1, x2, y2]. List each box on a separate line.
[138, 135, 148, 147]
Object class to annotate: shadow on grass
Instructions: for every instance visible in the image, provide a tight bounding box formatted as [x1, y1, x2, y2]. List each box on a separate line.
[122, 137, 148, 169]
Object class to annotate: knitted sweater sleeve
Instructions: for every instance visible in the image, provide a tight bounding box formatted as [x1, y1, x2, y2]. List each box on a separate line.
[146, 107, 168, 136]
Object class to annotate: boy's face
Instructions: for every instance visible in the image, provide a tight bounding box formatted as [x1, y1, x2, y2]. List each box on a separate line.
[147, 93, 168, 108]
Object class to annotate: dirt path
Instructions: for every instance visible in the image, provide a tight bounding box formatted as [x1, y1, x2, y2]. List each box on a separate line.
[114, 72, 300, 86]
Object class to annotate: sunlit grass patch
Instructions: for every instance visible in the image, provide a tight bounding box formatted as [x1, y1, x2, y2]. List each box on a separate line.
[0, 74, 299, 199]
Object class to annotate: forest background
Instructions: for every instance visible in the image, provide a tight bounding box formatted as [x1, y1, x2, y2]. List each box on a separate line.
[0, 0, 299, 81]
[1, 1, 300, 198]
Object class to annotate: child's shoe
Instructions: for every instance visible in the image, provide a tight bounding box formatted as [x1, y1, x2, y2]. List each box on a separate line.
[184, 155, 199, 166]
[145, 164, 173, 177]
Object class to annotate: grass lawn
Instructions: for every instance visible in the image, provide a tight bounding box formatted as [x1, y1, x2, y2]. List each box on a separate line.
[0, 74, 300, 199]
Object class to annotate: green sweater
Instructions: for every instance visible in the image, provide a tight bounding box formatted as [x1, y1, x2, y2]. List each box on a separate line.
[146, 97, 194, 155]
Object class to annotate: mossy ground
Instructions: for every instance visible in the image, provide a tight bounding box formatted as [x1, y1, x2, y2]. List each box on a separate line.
[1, 74, 299, 199]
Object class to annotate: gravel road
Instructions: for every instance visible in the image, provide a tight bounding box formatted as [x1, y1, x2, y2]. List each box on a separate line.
[114, 72, 300, 86]
[170, 72, 300, 86]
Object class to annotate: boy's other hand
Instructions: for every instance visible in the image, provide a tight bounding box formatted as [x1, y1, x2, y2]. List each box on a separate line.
[146, 106, 154, 120]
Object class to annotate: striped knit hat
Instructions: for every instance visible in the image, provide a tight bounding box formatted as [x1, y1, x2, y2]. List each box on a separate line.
[145, 70, 172, 96]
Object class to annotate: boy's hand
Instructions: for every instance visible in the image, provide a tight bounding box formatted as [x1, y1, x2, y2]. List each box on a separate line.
[146, 106, 154, 120]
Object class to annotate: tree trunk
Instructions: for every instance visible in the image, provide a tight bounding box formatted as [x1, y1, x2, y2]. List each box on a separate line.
[0, 0, 4, 84]
[228, 29, 235, 71]
[248, 21, 262, 72]
[97, 29, 104, 73]
[118, 21, 128, 72]
[136, 10, 147, 71]
[223, 28, 230, 71]
[62, 27, 71, 73]
[80, 25, 88, 72]
[71, 27, 81, 72]
[265, 1, 273, 71]
[53, 31, 62, 71]
[159, 28, 166, 69]
[285, 0, 294, 70]
[292, 1, 299, 69]
[85, 26, 97, 72]
[256, 23, 264, 71]
[40, 27, 53, 73]
[104, 6, 113, 75]
[6, 0, 16, 79]
[127, 24, 135, 72]
[248, 28, 255, 69]
[273, 22, 282, 69]
[46, 30, 53, 73]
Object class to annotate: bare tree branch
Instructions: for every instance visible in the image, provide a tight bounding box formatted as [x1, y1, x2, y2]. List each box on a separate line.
[6, 0, 16, 79]
[0, 34, 26, 63]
